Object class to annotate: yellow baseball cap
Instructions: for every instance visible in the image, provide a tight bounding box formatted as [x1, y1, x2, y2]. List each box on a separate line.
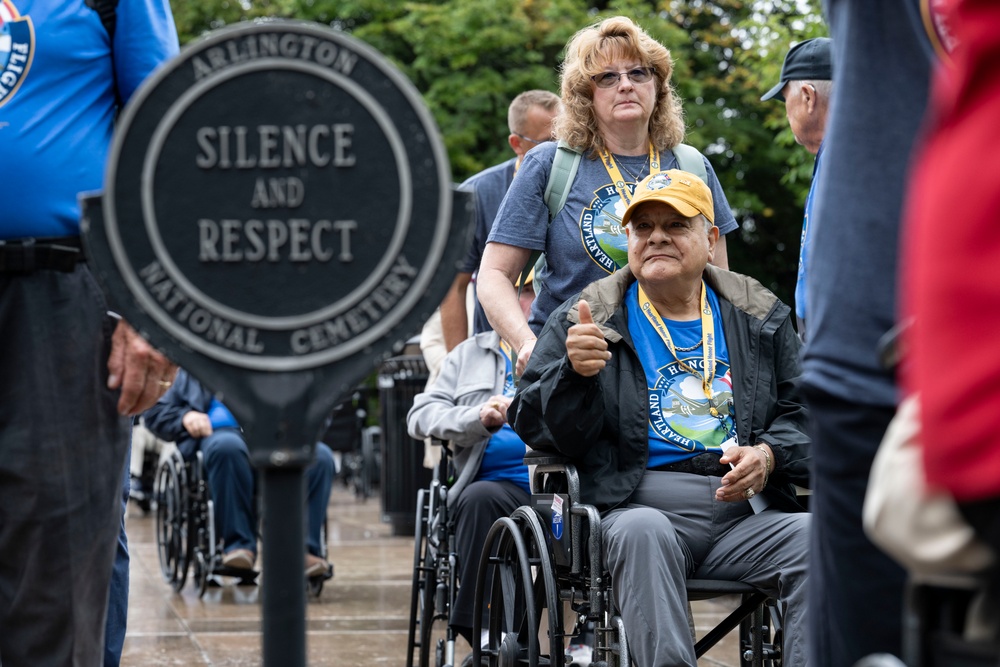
[621, 170, 715, 226]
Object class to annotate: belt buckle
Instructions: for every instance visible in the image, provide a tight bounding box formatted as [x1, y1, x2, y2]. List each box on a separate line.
[0, 237, 36, 273]
[48, 242, 82, 272]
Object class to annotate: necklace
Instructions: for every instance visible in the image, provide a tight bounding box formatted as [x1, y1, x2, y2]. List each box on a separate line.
[599, 144, 661, 205]
[616, 153, 649, 183]
[673, 339, 703, 353]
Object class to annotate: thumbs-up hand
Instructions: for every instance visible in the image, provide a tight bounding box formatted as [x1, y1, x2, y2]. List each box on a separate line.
[566, 300, 611, 377]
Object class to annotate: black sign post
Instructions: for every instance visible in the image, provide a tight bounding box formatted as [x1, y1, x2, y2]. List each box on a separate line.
[81, 21, 470, 666]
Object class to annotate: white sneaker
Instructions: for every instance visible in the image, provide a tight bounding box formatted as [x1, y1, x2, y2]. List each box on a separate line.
[566, 643, 592, 667]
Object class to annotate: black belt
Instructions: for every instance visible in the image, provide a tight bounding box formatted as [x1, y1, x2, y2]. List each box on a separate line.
[0, 237, 85, 273]
[651, 452, 729, 477]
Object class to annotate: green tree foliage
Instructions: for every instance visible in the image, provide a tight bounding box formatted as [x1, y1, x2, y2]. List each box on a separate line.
[169, 0, 826, 304]
[661, 0, 828, 298]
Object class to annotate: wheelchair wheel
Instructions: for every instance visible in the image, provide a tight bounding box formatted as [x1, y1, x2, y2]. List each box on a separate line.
[189, 451, 214, 598]
[307, 572, 326, 597]
[360, 426, 378, 500]
[592, 613, 630, 667]
[610, 615, 630, 667]
[738, 599, 782, 667]
[154, 451, 191, 592]
[307, 518, 333, 598]
[194, 550, 210, 598]
[767, 599, 783, 667]
[407, 488, 437, 667]
[474, 508, 564, 667]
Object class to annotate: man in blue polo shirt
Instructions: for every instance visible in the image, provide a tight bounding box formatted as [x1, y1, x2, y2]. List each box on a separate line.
[760, 37, 832, 338]
[0, 1, 178, 664]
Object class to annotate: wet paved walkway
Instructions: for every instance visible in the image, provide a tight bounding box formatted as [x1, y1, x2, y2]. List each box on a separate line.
[121, 482, 745, 666]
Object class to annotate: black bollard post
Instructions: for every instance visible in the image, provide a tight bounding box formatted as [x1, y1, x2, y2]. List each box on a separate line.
[261, 465, 307, 667]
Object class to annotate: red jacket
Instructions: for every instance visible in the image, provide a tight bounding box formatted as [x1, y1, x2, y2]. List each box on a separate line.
[902, 0, 1000, 501]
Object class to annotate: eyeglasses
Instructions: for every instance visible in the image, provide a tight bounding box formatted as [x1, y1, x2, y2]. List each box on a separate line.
[513, 133, 552, 147]
[591, 67, 654, 89]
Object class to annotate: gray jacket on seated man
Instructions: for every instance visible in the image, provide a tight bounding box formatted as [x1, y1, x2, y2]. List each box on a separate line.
[407, 330, 531, 647]
[510, 170, 811, 667]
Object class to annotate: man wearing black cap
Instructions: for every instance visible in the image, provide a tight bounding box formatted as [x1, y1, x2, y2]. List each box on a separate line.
[800, 1, 934, 665]
[761, 37, 832, 337]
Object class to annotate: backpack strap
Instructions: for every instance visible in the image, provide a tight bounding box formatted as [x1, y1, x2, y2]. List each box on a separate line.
[86, 0, 119, 41]
[518, 141, 583, 290]
[670, 143, 708, 184]
[543, 140, 584, 219]
[85, 0, 120, 108]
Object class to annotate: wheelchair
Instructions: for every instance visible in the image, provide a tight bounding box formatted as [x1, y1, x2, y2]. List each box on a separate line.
[902, 575, 1000, 667]
[472, 451, 784, 667]
[324, 388, 382, 501]
[129, 417, 168, 514]
[154, 446, 332, 598]
[407, 442, 460, 667]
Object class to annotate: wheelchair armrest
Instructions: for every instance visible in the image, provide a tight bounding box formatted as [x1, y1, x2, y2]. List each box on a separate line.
[525, 450, 581, 503]
[523, 450, 570, 467]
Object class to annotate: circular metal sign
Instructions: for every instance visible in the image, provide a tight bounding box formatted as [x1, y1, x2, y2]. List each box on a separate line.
[104, 21, 452, 372]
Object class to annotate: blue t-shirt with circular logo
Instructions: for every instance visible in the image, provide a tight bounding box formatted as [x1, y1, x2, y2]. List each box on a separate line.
[625, 281, 736, 469]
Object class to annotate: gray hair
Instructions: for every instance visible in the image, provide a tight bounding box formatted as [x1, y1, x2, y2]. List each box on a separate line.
[789, 78, 833, 100]
[508, 89, 561, 135]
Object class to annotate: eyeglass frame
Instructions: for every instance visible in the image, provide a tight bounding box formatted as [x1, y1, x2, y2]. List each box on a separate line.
[590, 67, 655, 89]
[512, 132, 553, 147]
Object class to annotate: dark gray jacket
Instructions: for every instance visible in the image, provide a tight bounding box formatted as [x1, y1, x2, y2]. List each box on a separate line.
[511, 264, 810, 513]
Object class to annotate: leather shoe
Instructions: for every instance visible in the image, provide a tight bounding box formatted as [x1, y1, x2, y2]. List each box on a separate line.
[222, 548, 255, 571]
[305, 553, 332, 578]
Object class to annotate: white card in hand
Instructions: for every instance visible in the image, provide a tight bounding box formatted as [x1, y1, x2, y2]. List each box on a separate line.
[719, 436, 770, 513]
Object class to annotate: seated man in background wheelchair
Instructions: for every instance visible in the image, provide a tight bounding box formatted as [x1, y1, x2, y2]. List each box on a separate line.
[144, 368, 336, 577]
[510, 170, 811, 666]
[407, 281, 537, 661]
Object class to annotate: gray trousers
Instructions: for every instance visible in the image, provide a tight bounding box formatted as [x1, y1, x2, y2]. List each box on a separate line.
[602, 471, 809, 667]
[0, 266, 130, 666]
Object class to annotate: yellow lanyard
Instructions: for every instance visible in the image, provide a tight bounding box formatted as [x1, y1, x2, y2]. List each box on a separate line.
[499, 339, 513, 362]
[637, 281, 720, 416]
[598, 142, 661, 204]
[499, 339, 516, 395]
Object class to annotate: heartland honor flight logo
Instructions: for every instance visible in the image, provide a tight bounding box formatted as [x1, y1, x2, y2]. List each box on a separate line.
[0, 0, 32, 107]
[580, 184, 632, 273]
[648, 359, 735, 451]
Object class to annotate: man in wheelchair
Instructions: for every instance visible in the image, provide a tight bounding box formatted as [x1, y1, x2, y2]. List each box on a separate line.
[407, 297, 536, 660]
[510, 170, 811, 666]
[144, 368, 335, 577]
